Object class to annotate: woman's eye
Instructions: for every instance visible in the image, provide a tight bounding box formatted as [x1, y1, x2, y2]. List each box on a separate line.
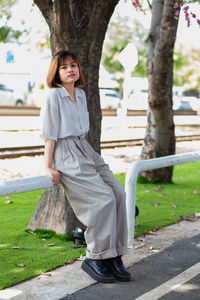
[72, 64, 77, 67]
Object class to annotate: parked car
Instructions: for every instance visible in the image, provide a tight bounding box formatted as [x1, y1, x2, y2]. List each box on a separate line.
[183, 89, 200, 98]
[0, 83, 26, 106]
[100, 89, 120, 109]
[173, 87, 200, 111]
[173, 98, 193, 111]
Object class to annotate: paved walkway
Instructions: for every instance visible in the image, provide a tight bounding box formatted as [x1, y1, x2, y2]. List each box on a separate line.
[0, 219, 199, 300]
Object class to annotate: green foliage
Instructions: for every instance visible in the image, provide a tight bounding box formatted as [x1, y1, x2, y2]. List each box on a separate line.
[174, 70, 194, 86]
[102, 33, 132, 73]
[134, 48, 147, 78]
[102, 26, 148, 93]
[0, 26, 10, 42]
[0, 25, 22, 43]
[174, 51, 189, 71]
[173, 51, 193, 86]
[0, 0, 23, 42]
[196, 77, 200, 86]
[0, 0, 16, 19]
[40, 36, 50, 49]
[39, 83, 45, 90]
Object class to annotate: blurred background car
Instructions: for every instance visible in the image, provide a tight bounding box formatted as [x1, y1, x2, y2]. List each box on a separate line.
[183, 89, 200, 99]
[173, 87, 200, 111]
[173, 98, 193, 111]
[100, 89, 121, 109]
[0, 83, 26, 106]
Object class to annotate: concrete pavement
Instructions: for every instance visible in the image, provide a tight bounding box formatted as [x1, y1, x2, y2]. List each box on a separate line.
[0, 219, 200, 300]
[62, 234, 200, 300]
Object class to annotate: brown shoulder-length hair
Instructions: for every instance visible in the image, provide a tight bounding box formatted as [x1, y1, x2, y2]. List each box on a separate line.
[47, 50, 86, 88]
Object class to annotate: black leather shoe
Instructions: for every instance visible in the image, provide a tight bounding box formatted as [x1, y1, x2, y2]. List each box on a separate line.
[81, 258, 115, 283]
[105, 256, 131, 282]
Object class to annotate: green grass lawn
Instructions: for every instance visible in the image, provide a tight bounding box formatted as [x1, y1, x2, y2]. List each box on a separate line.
[0, 161, 200, 289]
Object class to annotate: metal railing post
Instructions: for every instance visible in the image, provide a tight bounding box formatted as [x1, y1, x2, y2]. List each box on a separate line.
[125, 151, 200, 248]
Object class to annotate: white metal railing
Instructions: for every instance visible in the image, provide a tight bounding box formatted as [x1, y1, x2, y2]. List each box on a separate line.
[0, 175, 53, 196]
[1, 151, 200, 249]
[125, 151, 200, 247]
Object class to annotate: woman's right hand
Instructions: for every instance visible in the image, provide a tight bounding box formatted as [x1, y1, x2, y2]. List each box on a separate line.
[45, 167, 61, 187]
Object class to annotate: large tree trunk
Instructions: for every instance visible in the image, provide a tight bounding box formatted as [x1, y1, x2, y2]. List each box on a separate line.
[31, 0, 119, 234]
[140, 0, 179, 182]
[34, 0, 119, 153]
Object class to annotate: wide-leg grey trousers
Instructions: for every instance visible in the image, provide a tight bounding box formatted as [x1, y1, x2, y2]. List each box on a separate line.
[53, 136, 129, 259]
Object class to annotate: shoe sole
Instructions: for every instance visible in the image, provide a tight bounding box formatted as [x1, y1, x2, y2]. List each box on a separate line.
[81, 261, 115, 283]
[112, 272, 131, 282]
[105, 264, 131, 282]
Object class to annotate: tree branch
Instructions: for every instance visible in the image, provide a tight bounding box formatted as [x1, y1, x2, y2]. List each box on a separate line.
[147, 0, 152, 10]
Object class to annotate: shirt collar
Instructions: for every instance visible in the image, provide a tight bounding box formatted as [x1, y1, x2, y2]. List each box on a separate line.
[58, 86, 82, 99]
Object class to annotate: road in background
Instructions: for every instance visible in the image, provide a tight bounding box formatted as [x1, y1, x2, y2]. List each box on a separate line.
[0, 115, 200, 149]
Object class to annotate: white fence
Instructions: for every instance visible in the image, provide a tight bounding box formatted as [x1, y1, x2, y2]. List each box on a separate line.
[1, 151, 200, 248]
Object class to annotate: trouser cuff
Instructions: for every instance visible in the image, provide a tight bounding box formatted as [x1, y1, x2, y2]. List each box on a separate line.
[86, 246, 129, 260]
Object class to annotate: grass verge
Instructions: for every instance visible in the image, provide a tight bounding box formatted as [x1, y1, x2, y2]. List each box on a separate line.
[115, 161, 200, 237]
[0, 161, 200, 289]
[0, 190, 85, 290]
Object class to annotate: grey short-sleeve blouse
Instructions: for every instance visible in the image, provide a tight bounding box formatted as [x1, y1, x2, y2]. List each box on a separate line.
[40, 86, 89, 141]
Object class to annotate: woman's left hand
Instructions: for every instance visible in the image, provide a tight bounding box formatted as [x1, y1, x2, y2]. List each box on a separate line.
[46, 167, 61, 187]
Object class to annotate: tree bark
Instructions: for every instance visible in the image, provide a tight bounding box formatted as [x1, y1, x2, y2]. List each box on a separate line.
[28, 185, 85, 234]
[140, 0, 179, 182]
[32, 0, 119, 233]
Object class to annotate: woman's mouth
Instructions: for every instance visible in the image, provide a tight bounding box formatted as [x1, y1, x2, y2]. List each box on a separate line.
[68, 74, 75, 78]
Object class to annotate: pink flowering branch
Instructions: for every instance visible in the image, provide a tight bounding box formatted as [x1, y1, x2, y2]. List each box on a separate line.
[130, 0, 144, 12]
[130, 0, 200, 27]
[174, 0, 200, 27]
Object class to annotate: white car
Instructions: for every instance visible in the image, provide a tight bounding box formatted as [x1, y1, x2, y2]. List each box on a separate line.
[0, 84, 26, 106]
[100, 89, 121, 109]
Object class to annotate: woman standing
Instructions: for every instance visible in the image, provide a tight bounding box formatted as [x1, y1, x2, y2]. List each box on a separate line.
[41, 50, 131, 283]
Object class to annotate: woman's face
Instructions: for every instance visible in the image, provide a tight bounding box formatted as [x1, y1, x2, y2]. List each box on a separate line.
[58, 57, 80, 86]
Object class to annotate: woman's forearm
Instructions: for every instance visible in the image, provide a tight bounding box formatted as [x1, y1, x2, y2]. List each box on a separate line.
[44, 139, 61, 186]
[44, 139, 56, 169]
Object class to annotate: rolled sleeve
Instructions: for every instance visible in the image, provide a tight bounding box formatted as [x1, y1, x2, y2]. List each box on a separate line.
[40, 96, 59, 141]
